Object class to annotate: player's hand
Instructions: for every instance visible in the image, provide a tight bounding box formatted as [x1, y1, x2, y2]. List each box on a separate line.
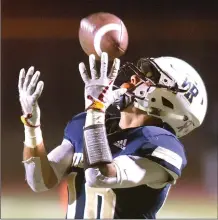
[79, 52, 127, 112]
[18, 66, 44, 127]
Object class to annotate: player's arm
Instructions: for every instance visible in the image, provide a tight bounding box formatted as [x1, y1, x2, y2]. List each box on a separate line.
[19, 67, 73, 192]
[79, 52, 132, 186]
[23, 139, 74, 192]
[79, 53, 175, 189]
[23, 141, 58, 191]
[85, 155, 170, 188]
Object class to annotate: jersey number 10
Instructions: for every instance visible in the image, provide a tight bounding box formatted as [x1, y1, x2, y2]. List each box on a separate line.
[67, 172, 116, 219]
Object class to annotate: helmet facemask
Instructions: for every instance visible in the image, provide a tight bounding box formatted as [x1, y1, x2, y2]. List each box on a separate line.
[113, 58, 187, 113]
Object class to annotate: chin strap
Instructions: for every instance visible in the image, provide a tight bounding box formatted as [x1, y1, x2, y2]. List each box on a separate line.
[112, 94, 133, 111]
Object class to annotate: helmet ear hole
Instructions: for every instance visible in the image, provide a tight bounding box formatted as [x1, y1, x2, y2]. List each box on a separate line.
[161, 97, 174, 109]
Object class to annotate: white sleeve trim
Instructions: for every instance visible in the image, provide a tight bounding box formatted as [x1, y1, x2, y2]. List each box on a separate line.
[47, 139, 74, 182]
[151, 146, 182, 170]
[23, 157, 48, 192]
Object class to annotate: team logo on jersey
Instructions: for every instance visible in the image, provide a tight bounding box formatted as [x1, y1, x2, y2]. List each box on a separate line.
[113, 139, 127, 150]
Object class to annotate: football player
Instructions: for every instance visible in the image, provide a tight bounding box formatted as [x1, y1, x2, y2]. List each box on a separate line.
[19, 52, 207, 219]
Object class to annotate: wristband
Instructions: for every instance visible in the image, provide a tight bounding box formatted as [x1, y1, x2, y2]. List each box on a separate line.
[24, 126, 43, 148]
[21, 114, 40, 128]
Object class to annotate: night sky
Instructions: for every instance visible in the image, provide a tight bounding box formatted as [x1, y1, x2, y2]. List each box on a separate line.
[2, 0, 218, 185]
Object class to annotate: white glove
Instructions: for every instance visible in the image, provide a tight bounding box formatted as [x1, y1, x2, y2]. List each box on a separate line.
[18, 66, 44, 127]
[79, 52, 127, 112]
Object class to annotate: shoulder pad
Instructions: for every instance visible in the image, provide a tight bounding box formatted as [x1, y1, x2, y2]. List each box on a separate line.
[139, 126, 187, 177]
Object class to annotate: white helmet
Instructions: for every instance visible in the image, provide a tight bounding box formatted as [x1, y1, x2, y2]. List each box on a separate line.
[117, 56, 208, 138]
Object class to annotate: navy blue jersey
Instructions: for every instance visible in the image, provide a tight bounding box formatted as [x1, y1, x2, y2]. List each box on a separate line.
[64, 112, 187, 219]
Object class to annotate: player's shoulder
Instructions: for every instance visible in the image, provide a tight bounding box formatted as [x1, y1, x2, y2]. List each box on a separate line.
[66, 112, 86, 128]
[142, 125, 175, 137]
[142, 126, 182, 145]
[123, 125, 187, 179]
[142, 125, 183, 150]
[64, 112, 86, 144]
[124, 125, 182, 149]
[69, 112, 87, 123]
[140, 126, 187, 177]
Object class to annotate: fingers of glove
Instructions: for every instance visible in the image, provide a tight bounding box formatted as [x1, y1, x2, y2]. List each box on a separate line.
[108, 58, 120, 80]
[89, 54, 98, 79]
[26, 71, 40, 95]
[23, 66, 34, 91]
[32, 81, 44, 104]
[18, 68, 26, 92]
[79, 62, 90, 83]
[100, 52, 108, 78]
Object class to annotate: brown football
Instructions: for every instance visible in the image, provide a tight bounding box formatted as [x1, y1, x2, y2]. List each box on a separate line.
[79, 12, 129, 60]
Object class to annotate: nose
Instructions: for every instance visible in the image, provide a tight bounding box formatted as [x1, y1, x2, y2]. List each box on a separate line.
[130, 75, 141, 85]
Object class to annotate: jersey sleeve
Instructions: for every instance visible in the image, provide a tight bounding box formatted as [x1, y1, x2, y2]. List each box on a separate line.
[136, 127, 187, 180]
[47, 139, 74, 182]
[63, 112, 86, 152]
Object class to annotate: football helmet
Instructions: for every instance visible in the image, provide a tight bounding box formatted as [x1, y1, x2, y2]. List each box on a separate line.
[115, 56, 208, 138]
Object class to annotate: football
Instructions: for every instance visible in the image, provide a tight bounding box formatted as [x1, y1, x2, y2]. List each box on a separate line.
[79, 12, 129, 60]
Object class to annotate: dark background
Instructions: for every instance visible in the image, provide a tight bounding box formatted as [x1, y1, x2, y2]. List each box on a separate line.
[1, 0, 218, 218]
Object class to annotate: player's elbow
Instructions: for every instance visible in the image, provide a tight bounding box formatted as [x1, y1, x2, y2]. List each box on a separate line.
[26, 179, 51, 193]
[29, 185, 48, 193]
[85, 170, 100, 188]
[25, 170, 59, 193]
[86, 179, 99, 188]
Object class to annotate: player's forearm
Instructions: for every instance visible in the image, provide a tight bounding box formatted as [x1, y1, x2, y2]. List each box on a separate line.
[22, 126, 58, 191]
[84, 110, 117, 177]
[23, 127, 44, 160]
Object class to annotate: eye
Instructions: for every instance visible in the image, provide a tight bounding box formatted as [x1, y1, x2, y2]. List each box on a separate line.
[140, 91, 144, 95]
